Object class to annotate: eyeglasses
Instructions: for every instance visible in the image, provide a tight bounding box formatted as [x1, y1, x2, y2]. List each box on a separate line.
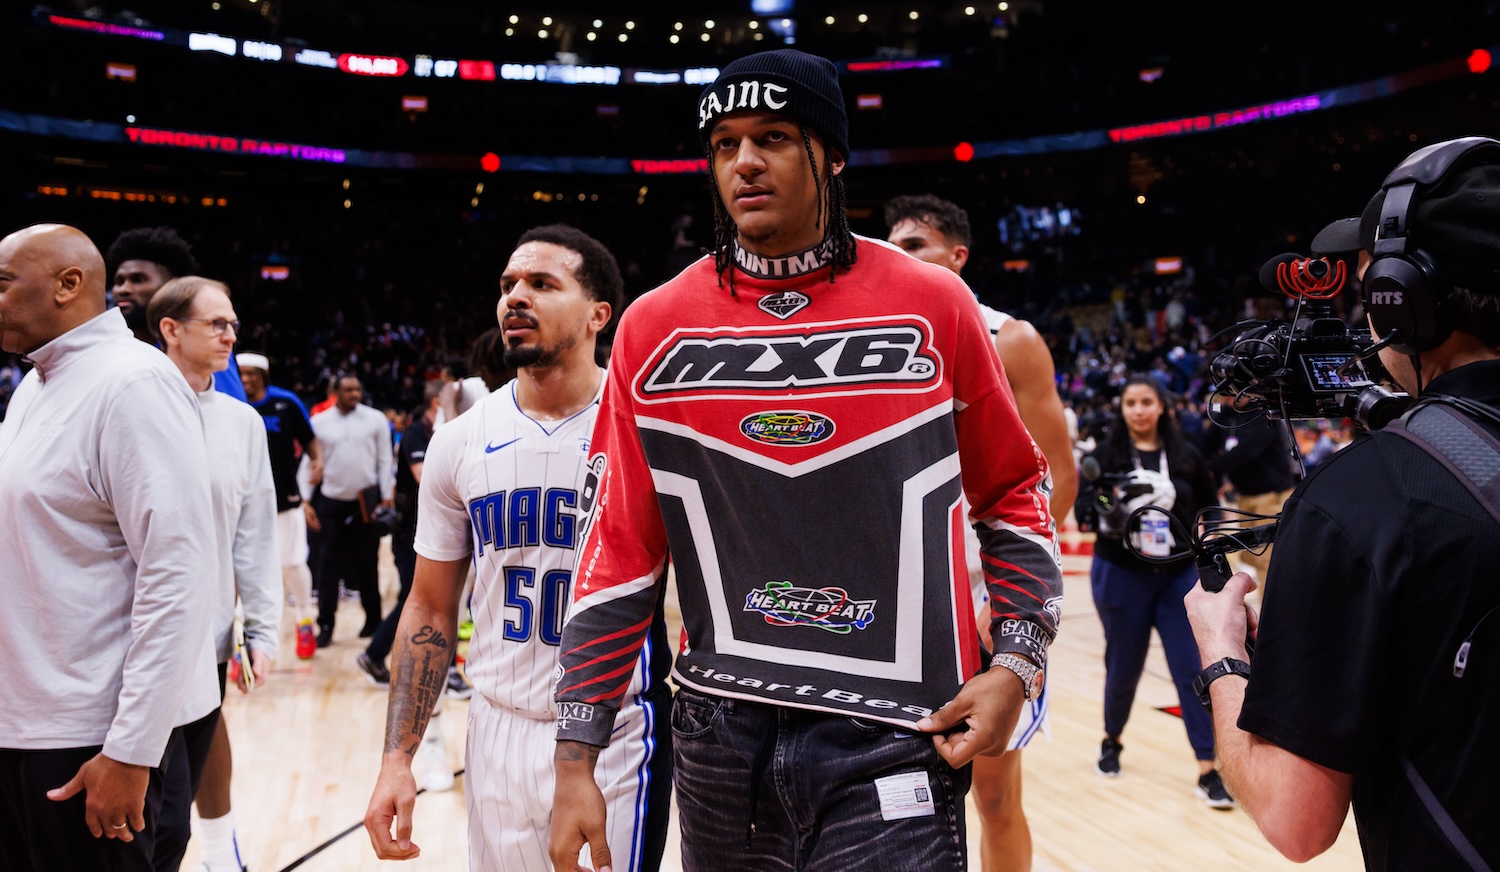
[175, 317, 241, 336]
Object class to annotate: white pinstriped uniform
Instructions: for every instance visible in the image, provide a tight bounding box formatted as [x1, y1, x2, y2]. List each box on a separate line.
[968, 301, 1050, 749]
[416, 375, 666, 871]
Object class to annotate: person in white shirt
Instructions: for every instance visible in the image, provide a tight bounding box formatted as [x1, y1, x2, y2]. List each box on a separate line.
[149, 276, 280, 872]
[432, 327, 509, 428]
[307, 375, 395, 647]
[0, 223, 219, 867]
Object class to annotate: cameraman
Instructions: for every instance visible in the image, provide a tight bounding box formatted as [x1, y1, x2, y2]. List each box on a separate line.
[1186, 138, 1500, 867]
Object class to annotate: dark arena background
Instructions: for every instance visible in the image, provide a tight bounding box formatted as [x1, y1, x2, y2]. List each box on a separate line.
[2, 2, 1499, 870]
[4, 0, 1497, 418]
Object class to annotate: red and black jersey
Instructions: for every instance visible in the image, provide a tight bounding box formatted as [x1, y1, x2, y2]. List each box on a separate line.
[556, 237, 1062, 745]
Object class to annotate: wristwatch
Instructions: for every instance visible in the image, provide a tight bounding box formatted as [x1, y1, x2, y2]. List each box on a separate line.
[1192, 657, 1251, 711]
[990, 653, 1045, 701]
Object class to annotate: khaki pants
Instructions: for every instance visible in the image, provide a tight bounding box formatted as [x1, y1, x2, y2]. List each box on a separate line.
[1232, 488, 1294, 587]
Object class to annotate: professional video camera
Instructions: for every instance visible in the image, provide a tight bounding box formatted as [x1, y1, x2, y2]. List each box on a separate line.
[1114, 252, 1415, 593]
[1074, 457, 1157, 535]
[1205, 253, 1411, 432]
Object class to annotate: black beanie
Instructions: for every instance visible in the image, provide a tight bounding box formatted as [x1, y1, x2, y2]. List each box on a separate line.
[697, 49, 849, 161]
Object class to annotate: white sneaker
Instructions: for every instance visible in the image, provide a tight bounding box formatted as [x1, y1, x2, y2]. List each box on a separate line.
[414, 717, 454, 793]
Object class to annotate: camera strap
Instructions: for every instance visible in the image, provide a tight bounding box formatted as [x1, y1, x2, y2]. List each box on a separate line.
[1382, 394, 1500, 872]
[1388, 395, 1500, 528]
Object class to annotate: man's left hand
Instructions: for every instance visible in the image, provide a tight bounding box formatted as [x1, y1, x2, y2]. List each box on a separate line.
[1185, 570, 1258, 666]
[916, 667, 1024, 767]
[249, 649, 272, 689]
[46, 753, 150, 840]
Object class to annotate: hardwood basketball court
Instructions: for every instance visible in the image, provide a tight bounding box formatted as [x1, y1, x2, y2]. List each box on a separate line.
[186, 531, 1365, 871]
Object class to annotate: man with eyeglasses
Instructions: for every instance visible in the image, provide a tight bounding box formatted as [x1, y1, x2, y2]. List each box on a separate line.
[105, 226, 247, 402]
[306, 374, 395, 649]
[148, 278, 280, 872]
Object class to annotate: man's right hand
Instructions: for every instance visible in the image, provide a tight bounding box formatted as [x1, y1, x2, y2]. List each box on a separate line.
[46, 753, 149, 841]
[549, 743, 611, 872]
[364, 756, 421, 860]
[303, 502, 320, 532]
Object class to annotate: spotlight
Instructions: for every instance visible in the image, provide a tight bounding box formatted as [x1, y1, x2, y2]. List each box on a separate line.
[538, 29, 547, 37]
[674, 21, 683, 30]
[705, 19, 715, 28]
[670, 34, 679, 43]
[748, 20, 759, 29]
[909, 10, 919, 20]
[542, 16, 552, 25]
[509, 14, 518, 23]
[825, 15, 834, 24]
[587, 31, 596, 40]
[618, 32, 628, 41]
[625, 20, 635, 29]
[858, 13, 869, 23]
[700, 32, 710, 41]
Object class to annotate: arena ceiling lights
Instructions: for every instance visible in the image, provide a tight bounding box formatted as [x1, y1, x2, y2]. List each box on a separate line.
[36, 8, 946, 88]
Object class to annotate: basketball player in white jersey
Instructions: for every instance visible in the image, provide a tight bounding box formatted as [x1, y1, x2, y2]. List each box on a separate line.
[364, 224, 672, 870]
[886, 194, 1078, 872]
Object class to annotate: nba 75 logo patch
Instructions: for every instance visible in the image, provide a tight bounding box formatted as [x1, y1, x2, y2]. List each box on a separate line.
[744, 581, 876, 634]
[634, 316, 941, 403]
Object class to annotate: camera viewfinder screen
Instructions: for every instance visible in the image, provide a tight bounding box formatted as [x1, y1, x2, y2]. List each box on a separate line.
[1301, 354, 1363, 391]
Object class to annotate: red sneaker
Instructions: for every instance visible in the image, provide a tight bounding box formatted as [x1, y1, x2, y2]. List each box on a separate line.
[295, 619, 316, 660]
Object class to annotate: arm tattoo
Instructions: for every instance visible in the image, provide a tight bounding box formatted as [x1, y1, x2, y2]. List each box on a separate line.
[383, 625, 453, 756]
[555, 741, 601, 765]
[411, 625, 450, 649]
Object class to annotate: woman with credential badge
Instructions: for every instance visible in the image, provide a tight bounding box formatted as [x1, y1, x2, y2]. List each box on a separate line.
[1078, 373, 1233, 808]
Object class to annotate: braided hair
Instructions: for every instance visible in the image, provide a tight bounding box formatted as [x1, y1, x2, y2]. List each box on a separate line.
[709, 126, 857, 296]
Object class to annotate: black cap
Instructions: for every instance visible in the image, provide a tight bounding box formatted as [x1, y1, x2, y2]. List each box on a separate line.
[1312, 138, 1500, 294]
[1310, 216, 1361, 257]
[697, 49, 849, 160]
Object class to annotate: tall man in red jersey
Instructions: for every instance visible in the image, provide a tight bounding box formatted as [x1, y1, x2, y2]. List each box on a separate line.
[550, 49, 1062, 871]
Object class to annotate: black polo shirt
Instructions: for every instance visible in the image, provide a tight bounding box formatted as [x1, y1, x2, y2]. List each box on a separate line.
[1241, 358, 1500, 870]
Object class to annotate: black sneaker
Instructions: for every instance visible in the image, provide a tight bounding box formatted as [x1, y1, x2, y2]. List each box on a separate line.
[1197, 769, 1236, 810]
[355, 652, 390, 687]
[1097, 737, 1123, 777]
[315, 625, 334, 648]
[445, 666, 473, 700]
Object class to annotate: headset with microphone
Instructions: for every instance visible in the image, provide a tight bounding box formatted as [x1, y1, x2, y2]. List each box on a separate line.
[1362, 135, 1500, 356]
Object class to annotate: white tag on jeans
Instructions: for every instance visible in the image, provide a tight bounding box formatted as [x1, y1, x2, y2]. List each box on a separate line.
[874, 771, 935, 821]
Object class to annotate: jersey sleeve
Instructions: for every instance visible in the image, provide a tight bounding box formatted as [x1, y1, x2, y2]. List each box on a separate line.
[412, 416, 474, 562]
[555, 341, 670, 747]
[952, 295, 1064, 667]
[288, 395, 317, 453]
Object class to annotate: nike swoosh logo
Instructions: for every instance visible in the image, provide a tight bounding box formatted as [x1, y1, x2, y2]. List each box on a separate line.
[484, 438, 521, 454]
